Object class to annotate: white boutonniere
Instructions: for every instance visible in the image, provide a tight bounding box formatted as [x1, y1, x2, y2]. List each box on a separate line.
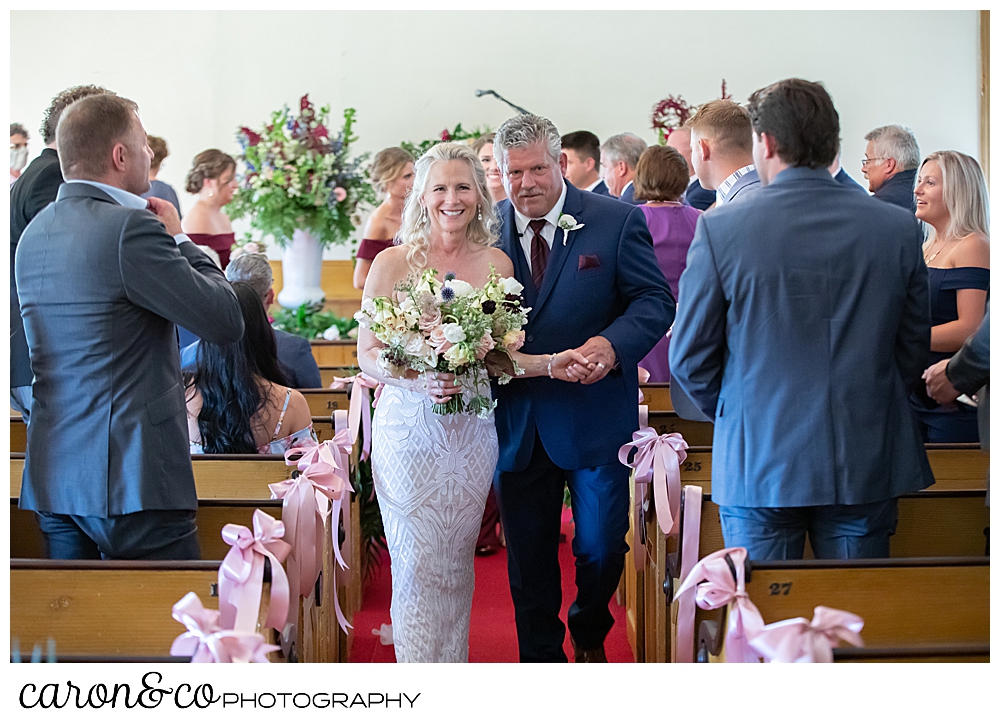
[557, 214, 585, 246]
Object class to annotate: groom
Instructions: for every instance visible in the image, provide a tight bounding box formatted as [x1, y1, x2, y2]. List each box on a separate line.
[492, 114, 675, 662]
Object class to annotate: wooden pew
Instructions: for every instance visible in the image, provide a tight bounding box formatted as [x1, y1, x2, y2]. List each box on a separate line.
[300, 389, 349, 417]
[319, 366, 362, 388]
[310, 341, 359, 367]
[832, 643, 990, 663]
[695, 557, 990, 661]
[10, 453, 363, 662]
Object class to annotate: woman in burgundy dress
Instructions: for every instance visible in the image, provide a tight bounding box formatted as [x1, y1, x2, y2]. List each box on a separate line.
[353, 147, 414, 289]
[181, 149, 238, 268]
[633, 144, 702, 383]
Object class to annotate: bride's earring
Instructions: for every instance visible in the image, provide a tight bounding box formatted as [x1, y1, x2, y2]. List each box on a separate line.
[420, 205, 427, 224]
[477, 205, 482, 221]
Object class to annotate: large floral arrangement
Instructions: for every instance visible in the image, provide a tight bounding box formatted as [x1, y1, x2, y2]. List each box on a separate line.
[354, 268, 528, 417]
[227, 96, 376, 248]
[651, 79, 732, 145]
[271, 302, 358, 341]
[400, 123, 491, 160]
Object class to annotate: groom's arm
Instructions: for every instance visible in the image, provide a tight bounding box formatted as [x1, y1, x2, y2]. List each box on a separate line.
[598, 207, 676, 369]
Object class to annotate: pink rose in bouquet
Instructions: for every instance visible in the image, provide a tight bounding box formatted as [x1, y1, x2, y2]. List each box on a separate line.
[427, 325, 452, 354]
[475, 333, 496, 360]
[503, 330, 525, 352]
[418, 307, 442, 332]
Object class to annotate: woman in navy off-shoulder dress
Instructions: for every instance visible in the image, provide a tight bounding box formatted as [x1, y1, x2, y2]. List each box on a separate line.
[913, 151, 990, 443]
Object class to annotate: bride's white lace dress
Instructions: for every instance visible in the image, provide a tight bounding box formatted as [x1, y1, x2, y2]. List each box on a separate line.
[371, 383, 498, 662]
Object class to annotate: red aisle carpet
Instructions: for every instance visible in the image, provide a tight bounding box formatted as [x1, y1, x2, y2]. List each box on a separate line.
[349, 514, 634, 663]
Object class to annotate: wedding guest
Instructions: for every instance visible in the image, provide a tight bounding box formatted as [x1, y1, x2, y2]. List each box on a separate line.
[10, 123, 29, 184]
[686, 100, 760, 207]
[633, 145, 701, 383]
[561, 131, 608, 195]
[664, 127, 715, 211]
[181, 252, 322, 388]
[670, 78, 933, 561]
[353, 147, 414, 289]
[862, 124, 920, 212]
[11, 84, 114, 421]
[909, 150, 989, 443]
[187, 282, 314, 454]
[600, 133, 647, 203]
[472, 133, 507, 204]
[141, 135, 182, 217]
[829, 150, 867, 193]
[181, 149, 238, 268]
[16, 93, 242, 559]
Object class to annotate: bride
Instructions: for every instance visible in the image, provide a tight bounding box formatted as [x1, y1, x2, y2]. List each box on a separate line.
[357, 142, 588, 662]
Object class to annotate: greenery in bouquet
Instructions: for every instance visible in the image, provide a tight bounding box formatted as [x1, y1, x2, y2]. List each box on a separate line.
[270, 302, 359, 341]
[400, 123, 491, 159]
[227, 96, 376, 248]
[354, 267, 529, 417]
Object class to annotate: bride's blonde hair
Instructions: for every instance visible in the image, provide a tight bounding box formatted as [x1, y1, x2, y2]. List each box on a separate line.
[396, 142, 499, 274]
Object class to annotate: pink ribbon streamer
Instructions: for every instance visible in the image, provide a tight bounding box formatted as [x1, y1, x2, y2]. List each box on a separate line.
[619, 428, 689, 538]
[219, 510, 292, 634]
[672, 484, 703, 661]
[329, 373, 379, 461]
[170, 592, 278, 663]
[274, 436, 354, 633]
[750, 606, 865, 663]
[673, 547, 764, 663]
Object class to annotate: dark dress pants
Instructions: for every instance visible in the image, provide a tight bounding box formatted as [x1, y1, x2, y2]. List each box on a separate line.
[718, 498, 898, 561]
[35, 509, 201, 560]
[496, 433, 630, 662]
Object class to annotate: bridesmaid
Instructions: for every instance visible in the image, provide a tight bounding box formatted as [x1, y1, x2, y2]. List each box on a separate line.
[353, 147, 414, 289]
[182, 149, 238, 269]
[472, 133, 507, 204]
[913, 150, 990, 442]
[633, 145, 701, 383]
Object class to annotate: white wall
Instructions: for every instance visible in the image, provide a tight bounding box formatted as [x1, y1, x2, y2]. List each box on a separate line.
[10, 10, 982, 259]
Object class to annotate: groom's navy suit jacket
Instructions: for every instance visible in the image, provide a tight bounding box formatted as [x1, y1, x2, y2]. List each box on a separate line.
[495, 181, 675, 472]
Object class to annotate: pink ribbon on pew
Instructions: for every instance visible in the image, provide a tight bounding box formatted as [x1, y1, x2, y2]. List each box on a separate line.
[673, 547, 764, 663]
[672, 484, 704, 661]
[619, 427, 688, 539]
[329, 372, 380, 461]
[170, 592, 278, 663]
[750, 606, 865, 663]
[219, 510, 292, 634]
[274, 437, 354, 633]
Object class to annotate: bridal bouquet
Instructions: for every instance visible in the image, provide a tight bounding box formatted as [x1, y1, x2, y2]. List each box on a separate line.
[354, 267, 529, 417]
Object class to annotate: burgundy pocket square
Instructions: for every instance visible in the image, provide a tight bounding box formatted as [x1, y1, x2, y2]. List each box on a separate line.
[578, 254, 601, 270]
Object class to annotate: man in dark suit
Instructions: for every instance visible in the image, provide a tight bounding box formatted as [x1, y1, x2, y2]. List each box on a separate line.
[16, 94, 244, 560]
[560, 130, 609, 195]
[600, 133, 647, 204]
[492, 114, 675, 662]
[665, 127, 716, 211]
[669, 78, 933, 561]
[10, 85, 114, 419]
[181, 252, 322, 388]
[687, 100, 761, 207]
[862, 124, 920, 212]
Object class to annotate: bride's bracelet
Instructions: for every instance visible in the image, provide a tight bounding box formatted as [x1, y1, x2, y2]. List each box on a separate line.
[547, 354, 555, 379]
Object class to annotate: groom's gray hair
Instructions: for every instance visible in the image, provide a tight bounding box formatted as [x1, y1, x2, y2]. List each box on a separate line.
[493, 114, 562, 168]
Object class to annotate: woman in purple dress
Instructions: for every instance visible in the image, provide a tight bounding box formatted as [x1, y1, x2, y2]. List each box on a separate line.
[632, 144, 702, 382]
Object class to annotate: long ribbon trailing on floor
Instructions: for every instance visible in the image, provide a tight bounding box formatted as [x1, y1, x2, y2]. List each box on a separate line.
[219, 510, 292, 634]
[170, 592, 278, 663]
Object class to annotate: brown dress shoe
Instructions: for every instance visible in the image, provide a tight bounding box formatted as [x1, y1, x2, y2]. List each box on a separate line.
[571, 638, 608, 663]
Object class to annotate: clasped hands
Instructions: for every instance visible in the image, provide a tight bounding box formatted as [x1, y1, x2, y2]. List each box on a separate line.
[922, 359, 961, 407]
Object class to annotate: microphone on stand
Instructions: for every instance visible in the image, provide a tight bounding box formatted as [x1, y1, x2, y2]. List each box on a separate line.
[475, 89, 531, 115]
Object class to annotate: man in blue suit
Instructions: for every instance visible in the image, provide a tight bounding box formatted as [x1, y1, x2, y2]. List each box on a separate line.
[180, 252, 322, 388]
[687, 100, 761, 207]
[669, 79, 933, 561]
[561, 130, 610, 196]
[600, 133, 647, 204]
[492, 114, 675, 661]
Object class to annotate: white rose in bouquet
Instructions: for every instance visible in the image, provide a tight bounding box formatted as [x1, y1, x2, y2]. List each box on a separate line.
[444, 344, 472, 367]
[501, 277, 524, 296]
[442, 323, 467, 344]
[404, 334, 437, 367]
[445, 279, 475, 298]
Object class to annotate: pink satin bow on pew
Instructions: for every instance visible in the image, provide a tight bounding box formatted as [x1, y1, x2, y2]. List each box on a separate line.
[273, 435, 354, 633]
[329, 372, 380, 461]
[170, 592, 279, 663]
[219, 510, 292, 634]
[750, 606, 865, 663]
[618, 428, 689, 544]
[673, 547, 765, 663]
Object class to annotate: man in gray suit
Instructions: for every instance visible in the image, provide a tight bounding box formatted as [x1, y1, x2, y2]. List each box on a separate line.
[15, 94, 244, 560]
[669, 78, 933, 560]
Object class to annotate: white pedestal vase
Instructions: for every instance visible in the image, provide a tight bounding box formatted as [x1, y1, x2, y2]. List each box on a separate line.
[277, 229, 326, 309]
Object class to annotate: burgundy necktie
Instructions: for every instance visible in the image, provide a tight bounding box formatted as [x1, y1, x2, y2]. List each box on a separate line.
[528, 219, 549, 292]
